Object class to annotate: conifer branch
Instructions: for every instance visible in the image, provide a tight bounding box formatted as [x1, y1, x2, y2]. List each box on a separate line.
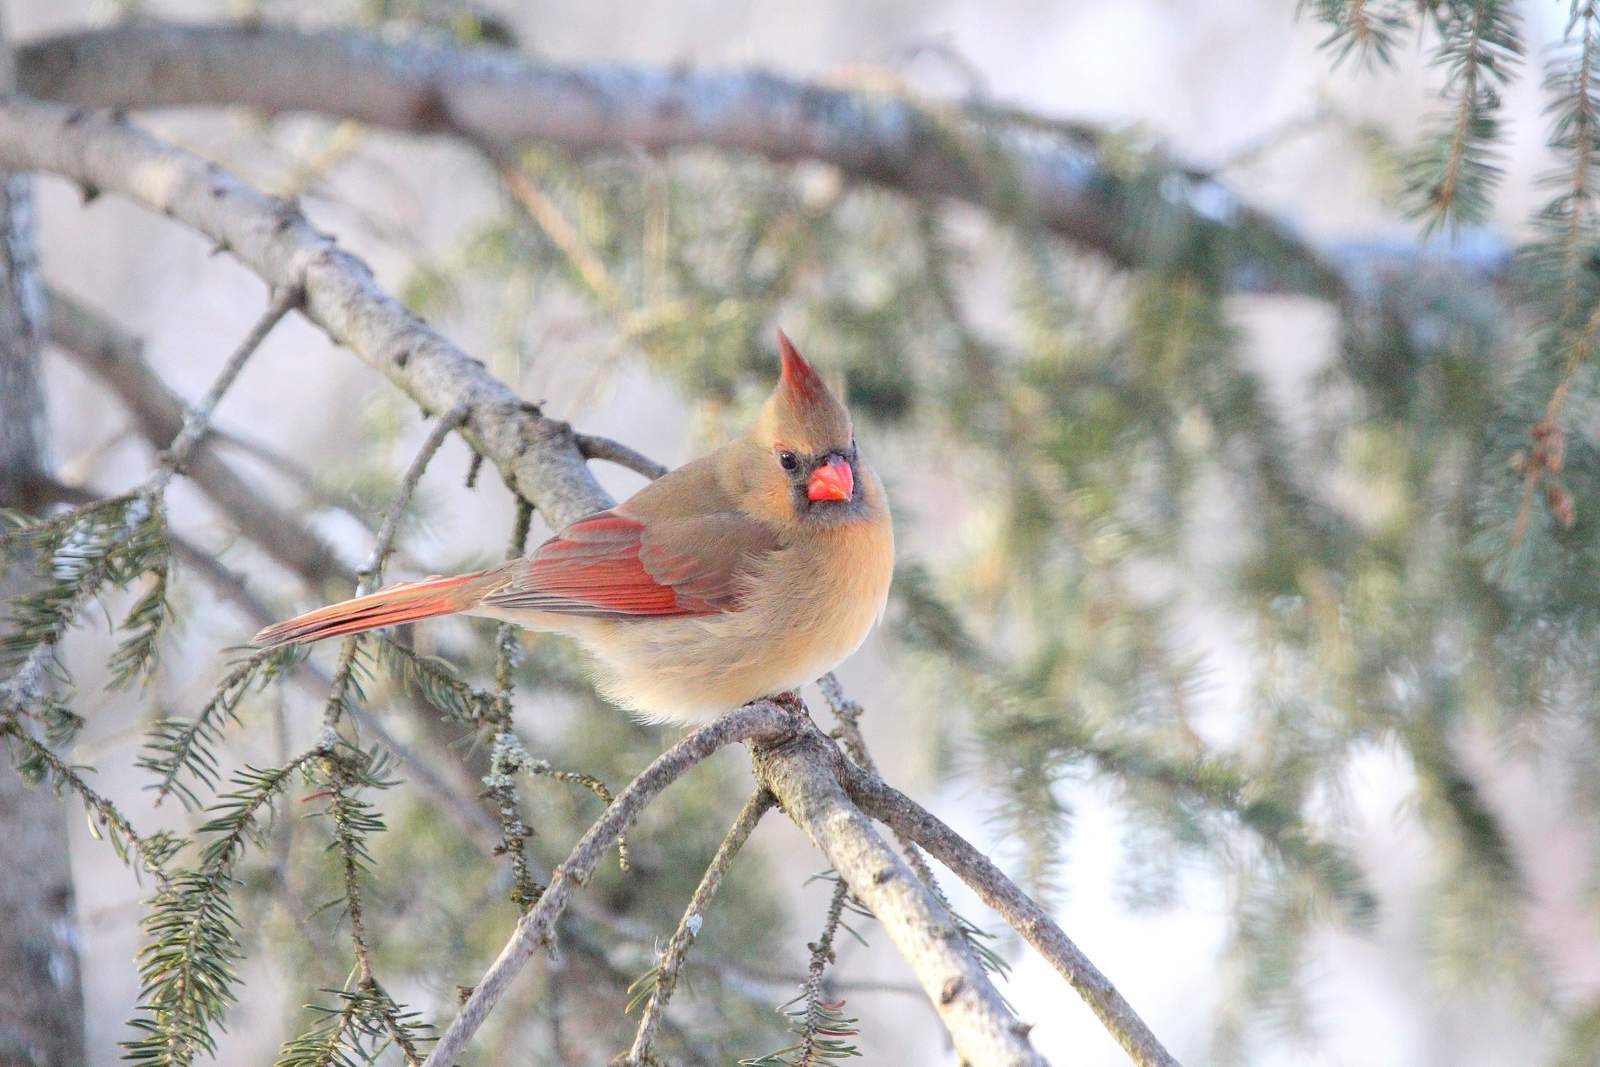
[123, 747, 322, 1067]
[738, 874, 862, 1066]
[625, 788, 775, 1066]
[422, 701, 794, 1067]
[1304, 0, 1411, 70]
[1508, 3, 1600, 541]
[377, 637, 494, 728]
[0, 718, 180, 881]
[6, 281, 301, 705]
[1407, 0, 1522, 231]
[298, 745, 428, 1067]
[843, 766, 1180, 1067]
[138, 646, 299, 808]
[1, 489, 171, 708]
[17, 21, 1341, 296]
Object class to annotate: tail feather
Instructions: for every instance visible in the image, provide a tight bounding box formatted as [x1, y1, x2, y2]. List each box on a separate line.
[253, 572, 487, 648]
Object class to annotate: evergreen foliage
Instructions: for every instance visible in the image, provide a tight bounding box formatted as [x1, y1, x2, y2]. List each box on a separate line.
[10, 2, 1600, 1063]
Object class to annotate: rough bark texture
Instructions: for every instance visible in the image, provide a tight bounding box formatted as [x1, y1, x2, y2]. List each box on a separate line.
[753, 726, 1047, 1067]
[0, 96, 611, 534]
[0, 14, 86, 1067]
[14, 20, 1340, 296]
[0, 767, 84, 1067]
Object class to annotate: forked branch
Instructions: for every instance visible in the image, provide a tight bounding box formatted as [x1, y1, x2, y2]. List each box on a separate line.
[844, 766, 1180, 1067]
[422, 702, 794, 1067]
[752, 719, 1047, 1067]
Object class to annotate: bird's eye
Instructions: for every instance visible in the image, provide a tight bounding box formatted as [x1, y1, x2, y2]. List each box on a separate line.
[777, 450, 799, 472]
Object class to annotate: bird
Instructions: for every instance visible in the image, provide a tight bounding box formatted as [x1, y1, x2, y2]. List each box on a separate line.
[253, 331, 894, 724]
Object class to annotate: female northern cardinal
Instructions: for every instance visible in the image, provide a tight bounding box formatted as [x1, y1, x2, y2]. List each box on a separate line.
[254, 332, 893, 723]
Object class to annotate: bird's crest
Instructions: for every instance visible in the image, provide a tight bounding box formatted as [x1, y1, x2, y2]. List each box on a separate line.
[759, 330, 852, 454]
[778, 329, 829, 406]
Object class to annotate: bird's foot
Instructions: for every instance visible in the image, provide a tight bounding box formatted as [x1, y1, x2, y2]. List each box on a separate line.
[771, 689, 806, 715]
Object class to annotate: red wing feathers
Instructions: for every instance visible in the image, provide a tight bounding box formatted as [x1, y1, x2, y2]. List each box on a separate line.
[481, 510, 778, 620]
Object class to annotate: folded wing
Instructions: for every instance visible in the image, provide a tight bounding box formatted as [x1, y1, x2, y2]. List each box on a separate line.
[480, 509, 779, 619]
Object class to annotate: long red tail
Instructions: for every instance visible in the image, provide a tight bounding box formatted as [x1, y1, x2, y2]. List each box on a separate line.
[253, 572, 488, 648]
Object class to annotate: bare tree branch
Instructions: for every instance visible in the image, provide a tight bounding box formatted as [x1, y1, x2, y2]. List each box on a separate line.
[424, 701, 794, 1067]
[752, 714, 1050, 1067]
[844, 766, 1180, 1067]
[0, 96, 613, 532]
[625, 787, 775, 1066]
[820, 671, 947, 895]
[16, 20, 1340, 296]
[154, 283, 301, 491]
[575, 432, 669, 481]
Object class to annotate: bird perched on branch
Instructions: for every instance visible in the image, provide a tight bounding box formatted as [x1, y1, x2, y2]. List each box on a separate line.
[255, 331, 894, 723]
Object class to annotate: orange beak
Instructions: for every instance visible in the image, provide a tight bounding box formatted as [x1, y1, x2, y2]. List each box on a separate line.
[807, 455, 854, 502]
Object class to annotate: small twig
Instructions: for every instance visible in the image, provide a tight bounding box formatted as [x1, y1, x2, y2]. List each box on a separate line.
[626, 788, 775, 1065]
[843, 765, 1181, 1067]
[422, 701, 794, 1067]
[819, 673, 944, 895]
[155, 283, 302, 490]
[0, 719, 174, 883]
[534, 764, 631, 872]
[45, 286, 353, 585]
[324, 403, 469, 733]
[355, 403, 471, 594]
[576, 433, 668, 481]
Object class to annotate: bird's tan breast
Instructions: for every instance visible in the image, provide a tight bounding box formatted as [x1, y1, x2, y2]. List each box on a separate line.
[487, 461, 894, 722]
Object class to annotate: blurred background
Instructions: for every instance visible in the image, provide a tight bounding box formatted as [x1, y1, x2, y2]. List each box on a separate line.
[7, 0, 1598, 1064]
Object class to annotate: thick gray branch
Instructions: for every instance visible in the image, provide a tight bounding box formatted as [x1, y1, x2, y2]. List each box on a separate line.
[753, 723, 1047, 1067]
[0, 95, 611, 532]
[16, 21, 1338, 295]
[846, 767, 1179, 1067]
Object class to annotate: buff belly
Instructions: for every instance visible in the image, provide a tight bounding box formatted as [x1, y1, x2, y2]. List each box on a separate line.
[471, 570, 889, 724]
[467, 602, 865, 723]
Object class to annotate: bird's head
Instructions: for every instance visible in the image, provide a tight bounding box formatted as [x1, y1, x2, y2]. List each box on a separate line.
[748, 330, 862, 522]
